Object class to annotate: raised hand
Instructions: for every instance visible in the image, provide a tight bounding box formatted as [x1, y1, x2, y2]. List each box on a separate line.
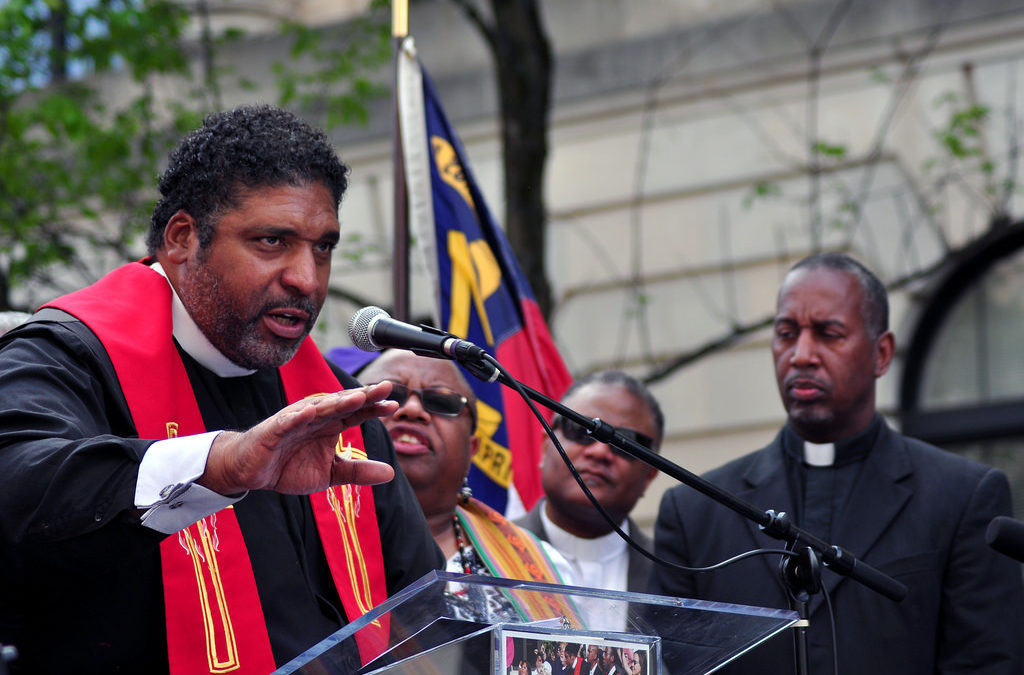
[199, 381, 399, 495]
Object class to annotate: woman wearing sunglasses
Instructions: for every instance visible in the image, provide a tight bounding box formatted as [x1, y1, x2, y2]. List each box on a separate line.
[359, 350, 576, 617]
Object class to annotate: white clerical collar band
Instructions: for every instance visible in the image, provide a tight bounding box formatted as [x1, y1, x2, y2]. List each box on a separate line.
[540, 503, 628, 557]
[803, 441, 836, 467]
[150, 262, 256, 377]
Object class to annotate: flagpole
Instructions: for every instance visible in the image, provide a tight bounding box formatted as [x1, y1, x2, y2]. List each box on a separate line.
[391, 0, 410, 321]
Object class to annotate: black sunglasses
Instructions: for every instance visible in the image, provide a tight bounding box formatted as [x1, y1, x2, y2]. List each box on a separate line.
[380, 380, 469, 418]
[552, 415, 654, 459]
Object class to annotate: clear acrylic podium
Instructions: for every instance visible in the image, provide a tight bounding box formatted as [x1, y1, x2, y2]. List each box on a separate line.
[273, 571, 798, 675]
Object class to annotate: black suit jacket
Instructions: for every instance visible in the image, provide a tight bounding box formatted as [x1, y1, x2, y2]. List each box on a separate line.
[648, 423, 1024, 675]
[515, 499, 653, 593]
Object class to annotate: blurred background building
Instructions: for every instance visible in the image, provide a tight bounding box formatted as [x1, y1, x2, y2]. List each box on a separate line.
[6, 0, 1024, 529]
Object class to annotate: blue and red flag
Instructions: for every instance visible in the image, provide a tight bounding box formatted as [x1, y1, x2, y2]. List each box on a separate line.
[398, 39, 571, 515]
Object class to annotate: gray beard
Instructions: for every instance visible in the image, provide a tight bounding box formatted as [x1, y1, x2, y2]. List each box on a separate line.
[177, 263, 316, 370]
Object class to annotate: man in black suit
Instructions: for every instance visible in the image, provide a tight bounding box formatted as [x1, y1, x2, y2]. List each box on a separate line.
[649, 252, 1024, 674]
[600, 646, 623, 675]
[550, 642, 571, 675]
[583, 645, 602, 675]
[515, 370, 662, 594]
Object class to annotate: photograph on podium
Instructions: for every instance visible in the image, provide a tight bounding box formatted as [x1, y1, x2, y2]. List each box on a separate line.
[272, 571, 797, 675]
[500, 626, 658, 675]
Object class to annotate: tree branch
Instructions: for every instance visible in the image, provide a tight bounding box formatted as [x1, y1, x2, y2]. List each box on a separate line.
[448, 0, 497, 48]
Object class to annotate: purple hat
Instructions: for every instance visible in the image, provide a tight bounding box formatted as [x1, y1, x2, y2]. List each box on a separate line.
[325, 345, 380, 375]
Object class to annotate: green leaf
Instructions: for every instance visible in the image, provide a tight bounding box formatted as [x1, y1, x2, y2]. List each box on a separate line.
[811, 140, 847, 159]
[742, 181, 782, 209]
[868, 65, 890, 84]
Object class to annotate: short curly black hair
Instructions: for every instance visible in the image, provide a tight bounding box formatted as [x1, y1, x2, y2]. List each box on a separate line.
[147, 104, 349, 253]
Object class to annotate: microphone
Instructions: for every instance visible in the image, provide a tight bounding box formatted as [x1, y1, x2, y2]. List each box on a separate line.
[985, 516, 1024, 563]
[348, 306, 487, 363]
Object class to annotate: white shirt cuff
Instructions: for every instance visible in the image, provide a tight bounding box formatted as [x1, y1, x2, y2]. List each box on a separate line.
[135, 431, 245, 534]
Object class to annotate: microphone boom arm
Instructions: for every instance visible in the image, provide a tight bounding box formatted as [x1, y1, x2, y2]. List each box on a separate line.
[475, 359, 907, 603]
[345, 307, 906, 603]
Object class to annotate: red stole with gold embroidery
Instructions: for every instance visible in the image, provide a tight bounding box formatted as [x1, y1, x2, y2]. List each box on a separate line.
[46, 262, 390, 673]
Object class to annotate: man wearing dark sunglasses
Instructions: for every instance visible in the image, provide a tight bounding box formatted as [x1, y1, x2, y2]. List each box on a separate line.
[515, 370, 664, 594]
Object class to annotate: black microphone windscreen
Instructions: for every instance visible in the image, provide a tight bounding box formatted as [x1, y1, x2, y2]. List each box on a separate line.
[348, 306, 388, 352]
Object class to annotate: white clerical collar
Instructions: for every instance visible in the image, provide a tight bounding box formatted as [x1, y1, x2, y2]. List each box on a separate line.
[803, 441, 836, 467]
[150, 262, 256, 377]
[540, 501, 628, 560]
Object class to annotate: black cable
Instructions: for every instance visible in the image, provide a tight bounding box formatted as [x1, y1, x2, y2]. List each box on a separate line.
[485, 351, 842, 675]
[486, 352, 796, 577]
[821, 583, 839, 675]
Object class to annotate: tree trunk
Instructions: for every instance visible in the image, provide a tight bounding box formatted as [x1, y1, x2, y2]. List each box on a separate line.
[49, 1, 69, 84]
[453, 0, 554, 320]
[489, 1, 553, 320]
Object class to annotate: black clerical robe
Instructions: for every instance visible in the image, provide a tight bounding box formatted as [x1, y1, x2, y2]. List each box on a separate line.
[0, 314, 442, 674]
[649, 422, 1024, 675]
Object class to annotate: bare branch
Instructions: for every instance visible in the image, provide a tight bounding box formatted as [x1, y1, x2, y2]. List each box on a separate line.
[640, 232, 983, 386]
[642, 315, 774, 385]
[448, 0, 497, 49]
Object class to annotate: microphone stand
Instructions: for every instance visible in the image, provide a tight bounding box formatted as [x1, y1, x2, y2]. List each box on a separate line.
[459, 355, 906, 675]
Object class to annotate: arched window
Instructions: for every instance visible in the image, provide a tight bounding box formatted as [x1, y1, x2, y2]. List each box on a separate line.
[900, 223, 1024, 519]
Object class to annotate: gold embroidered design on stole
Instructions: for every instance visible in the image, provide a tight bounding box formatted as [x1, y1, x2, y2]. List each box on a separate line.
[335, 438, 368, 463]
[325, 485, 380, 626]
[166, 422, 239, 673]
[180, 515, 241, 673]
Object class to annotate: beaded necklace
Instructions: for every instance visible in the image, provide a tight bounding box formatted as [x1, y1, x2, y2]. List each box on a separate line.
[451, 512, 474, 574]
[451, 481, 488, 575]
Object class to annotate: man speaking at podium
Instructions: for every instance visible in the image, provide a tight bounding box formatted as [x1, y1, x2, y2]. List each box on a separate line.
[0, 105, 442, 674]
[649, 253, 1023, 674]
